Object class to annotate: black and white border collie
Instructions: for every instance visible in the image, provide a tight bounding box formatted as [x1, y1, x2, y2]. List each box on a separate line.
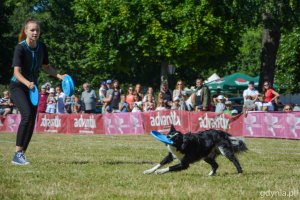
[144, 125, 247, 176]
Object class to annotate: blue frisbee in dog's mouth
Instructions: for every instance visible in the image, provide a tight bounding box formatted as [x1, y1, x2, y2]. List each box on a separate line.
[150, 131, 174, 145]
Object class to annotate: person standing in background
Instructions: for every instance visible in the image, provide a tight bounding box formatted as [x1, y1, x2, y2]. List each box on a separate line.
[243, 81, 258, 102]
[55, 85, 66, 114]
[37, 85, 48, 113]
[194, 78, 211, 111]
[81, 83, 97, 113]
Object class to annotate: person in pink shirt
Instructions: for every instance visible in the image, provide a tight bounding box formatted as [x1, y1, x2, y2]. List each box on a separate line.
[262, 81, 280, 111]
[125, 87, 135, 110]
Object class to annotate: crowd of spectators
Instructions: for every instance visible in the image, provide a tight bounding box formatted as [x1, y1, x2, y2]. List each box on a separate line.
[1, 77, 300, 117]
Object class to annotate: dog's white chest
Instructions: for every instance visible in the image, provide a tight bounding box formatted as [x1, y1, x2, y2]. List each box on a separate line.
[167, 145, 184, 161]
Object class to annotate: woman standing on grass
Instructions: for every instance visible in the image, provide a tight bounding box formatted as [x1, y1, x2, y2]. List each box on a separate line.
[9, 18, 66, 165]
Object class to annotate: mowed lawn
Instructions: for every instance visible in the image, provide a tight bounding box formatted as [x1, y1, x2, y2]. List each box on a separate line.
[0, 133, 299, 200]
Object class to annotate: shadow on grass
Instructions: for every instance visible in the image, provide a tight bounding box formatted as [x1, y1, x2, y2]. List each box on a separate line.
[104, 160, 155, 165]
[57, 160, 155, 165]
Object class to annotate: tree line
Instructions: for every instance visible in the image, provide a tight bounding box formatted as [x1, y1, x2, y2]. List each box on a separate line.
[0, 0, 299, 94]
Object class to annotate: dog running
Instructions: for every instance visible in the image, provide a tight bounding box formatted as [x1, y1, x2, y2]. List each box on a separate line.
[144, 125, 247, 176]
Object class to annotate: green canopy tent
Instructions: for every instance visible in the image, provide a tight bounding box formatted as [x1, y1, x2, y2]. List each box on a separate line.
[206, 73, 278, 95]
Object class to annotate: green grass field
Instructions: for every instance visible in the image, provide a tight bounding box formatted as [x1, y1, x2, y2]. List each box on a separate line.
[0, 133, 299, 200]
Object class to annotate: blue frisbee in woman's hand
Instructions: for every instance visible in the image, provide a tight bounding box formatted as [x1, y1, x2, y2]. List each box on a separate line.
[62, 75, 75, 96]
[150, 130, 174, 145]
[29, 85, 39, 106]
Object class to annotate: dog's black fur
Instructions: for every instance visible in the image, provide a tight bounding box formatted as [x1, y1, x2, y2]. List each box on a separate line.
[144, 125, 247, 176]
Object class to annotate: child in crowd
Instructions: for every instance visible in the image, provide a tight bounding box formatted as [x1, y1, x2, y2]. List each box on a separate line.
[156, 97, 168, 111]
[171, 96, 180, 110]
[243, 95, 256, 112]
[99, 81, 107, 103]
[72, 95, 83, 113]
[119, 94, 130, 112]
[64, 95, 75, 114]
[143, 94, 156, 112]
[46, 88, 57, 114]
[223, 101, 238, 116]
[131, 101, 143, 112]
[215, 95, 226, 113]
[255, 94, 265, 111]
[0, 90, 13, 118]
[131, 93, 143, 112]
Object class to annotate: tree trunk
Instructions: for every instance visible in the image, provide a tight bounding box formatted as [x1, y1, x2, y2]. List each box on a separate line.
[259, 13, 281, 91]
[160, 61, 169, 86]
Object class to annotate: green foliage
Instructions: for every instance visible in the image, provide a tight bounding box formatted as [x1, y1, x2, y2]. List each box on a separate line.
[226, 28, 262, 77]
[72, 0, 243, 86]
[2, 0, 300, 93]
[276, 27, 300, 94]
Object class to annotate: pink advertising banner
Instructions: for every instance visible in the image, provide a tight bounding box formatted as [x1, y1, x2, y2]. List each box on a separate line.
[1, 112, 300, 140]
[102, 112, 144, 135]
[141, 110, 190, 134]
[5, 114, 21, 133]
[243, 112, 300, 139]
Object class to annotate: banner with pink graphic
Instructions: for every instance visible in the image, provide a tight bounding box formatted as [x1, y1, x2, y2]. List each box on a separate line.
[243, 112, 300, 139]
[102, 112, 144, 135]
[142, 110, 190, 134]
[1, 112, 300, 140]
[5, 114, 21, 133]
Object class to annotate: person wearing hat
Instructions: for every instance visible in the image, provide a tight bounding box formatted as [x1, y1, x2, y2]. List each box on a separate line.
[9, 18, 67, 165]
[102, 79, 114, 113]
[215, 95, 226, 113]
[171, 96, 180, 110]
[243, 81, 258, 102]
[223, 101, 238, 116]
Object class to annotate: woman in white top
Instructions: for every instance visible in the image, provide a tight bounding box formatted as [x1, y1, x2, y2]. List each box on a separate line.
[173, 80, 187, 110]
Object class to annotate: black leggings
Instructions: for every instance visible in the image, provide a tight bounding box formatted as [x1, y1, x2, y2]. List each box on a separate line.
[9, 82, 37, 152]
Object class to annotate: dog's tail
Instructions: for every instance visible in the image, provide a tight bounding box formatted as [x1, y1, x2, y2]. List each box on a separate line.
[229, 137, 248, 153]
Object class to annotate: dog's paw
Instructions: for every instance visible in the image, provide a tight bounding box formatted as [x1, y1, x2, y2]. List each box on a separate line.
[143, 164, 161, 174]
[155, 168, 169, 175]
[208, 171, 216, 176]
[143, 169, 156, 174]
